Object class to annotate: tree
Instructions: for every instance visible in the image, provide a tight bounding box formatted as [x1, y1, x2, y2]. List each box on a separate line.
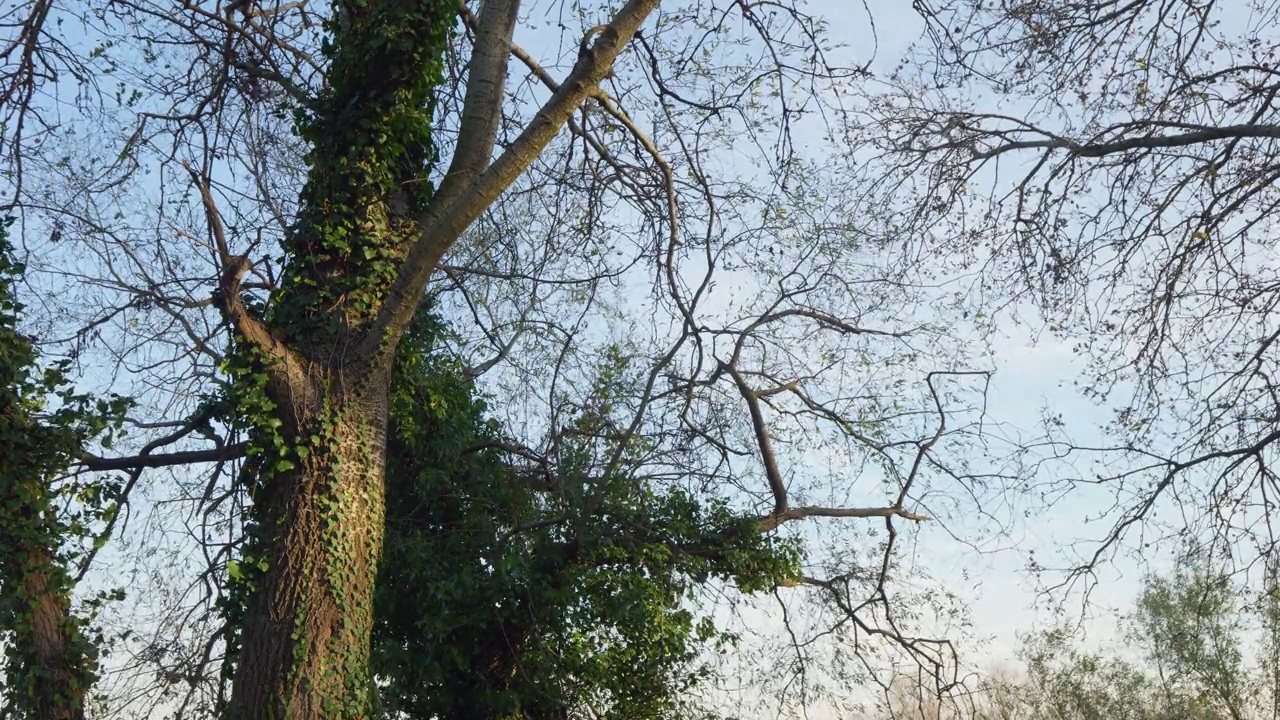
[1132, 556, 1250, 720]
[1, 0, 998, 717]
[859, 0, 1280, 592]
[879, 552, 1280, 720]
[0, 218, 129, 720]
[1261, 557, 1280, 720]
[1014, 552, 1280, 720]
[370, 307, 799, 719]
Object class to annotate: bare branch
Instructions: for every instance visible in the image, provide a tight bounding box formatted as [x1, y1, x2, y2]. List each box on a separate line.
[972, 122, 1280, 160]
[79, 443, 249, 473]
[360, 0, 660, 364]
[722, 360, 789, 516]
[760, 505, 931, 532]
[432, 0, 522, 207]
[182, 162, 291, 361]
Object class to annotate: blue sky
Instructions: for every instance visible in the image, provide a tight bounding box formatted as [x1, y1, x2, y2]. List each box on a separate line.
[15, 0, 1274, 715]
[763, 0, 1231, 665]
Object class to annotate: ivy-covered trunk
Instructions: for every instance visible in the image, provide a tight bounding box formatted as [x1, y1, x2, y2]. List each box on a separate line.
[19, 556, 89, 720]
[0, 228, 98, 720]
[0, 481, 95, 720]
[227, 371, 391, 719]
[213, 0, 653, 715]
[220, 0, 453, 712]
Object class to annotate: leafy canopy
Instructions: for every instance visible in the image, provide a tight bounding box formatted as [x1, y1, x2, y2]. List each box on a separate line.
[371, 308, 802, 719]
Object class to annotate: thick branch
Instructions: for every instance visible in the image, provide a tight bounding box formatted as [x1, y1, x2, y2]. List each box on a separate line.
[72, 407, 247, 583]
[433, 0, 522, 207]
[456, 0, 559, 91]
[79, 442, 248, 472]
[755, 379, 798, 399]
[358, 0, 660, 364]
[759, 505, 930, 532]
[77, 401, 246, 473]
[722, 361, 789, 515]
[183, 163, 290, 359]
[973, 122, 1280, 160]
[718, 363, 932, 530]
[753, 308, 912, 337]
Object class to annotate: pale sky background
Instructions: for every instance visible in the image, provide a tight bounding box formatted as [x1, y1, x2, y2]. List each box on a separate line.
[714, 0, 1256, 687]
[14, 0, 1269, 716]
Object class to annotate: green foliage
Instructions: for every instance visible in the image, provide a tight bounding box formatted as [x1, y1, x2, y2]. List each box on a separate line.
[212, 3, 803, 713]
[0, 217, 130, 718]
[974, 551, 1274, 720]
[212, 341, 288, 695]
[271, 0, 456, 338]
[371, 308, 801, 719]
[1132, 557, 1248, 717]
[1018, 629, 1221, 720]
[1260, 558, 1280, 719]
[213, 4, 459, 713]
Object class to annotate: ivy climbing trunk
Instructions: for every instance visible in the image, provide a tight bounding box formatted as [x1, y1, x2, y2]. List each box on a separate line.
[21, 551, 87, 720]
[0, 228, 98, 720]
[228, 369, 392, 719]
[219, 0, 456, 713]
[0, 478, 94, 720]
[212, 0, 655, 716]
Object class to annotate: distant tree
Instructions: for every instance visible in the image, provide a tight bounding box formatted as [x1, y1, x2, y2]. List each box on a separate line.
[1014, 552, 1280, 720]
[972, 554, 1277, 720]
[877, 548, 1280, 720]
[1262, 557, 1280, 720]
[1131, 556, 1249, 720]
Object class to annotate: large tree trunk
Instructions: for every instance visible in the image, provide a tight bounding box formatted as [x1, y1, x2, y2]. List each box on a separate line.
[0, 480, 95, 720]
[216, 0, 654, 713]
[227, 369, 391, 719]
[18, 550, 90, 720]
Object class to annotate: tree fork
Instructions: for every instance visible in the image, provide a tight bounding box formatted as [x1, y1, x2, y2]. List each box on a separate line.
[220, 0, 660, 715]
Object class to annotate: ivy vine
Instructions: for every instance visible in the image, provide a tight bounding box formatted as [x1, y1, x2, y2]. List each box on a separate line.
[370, 307, 802, 719]
[271, 0, 456, 340]
[0, 217, 131, 719]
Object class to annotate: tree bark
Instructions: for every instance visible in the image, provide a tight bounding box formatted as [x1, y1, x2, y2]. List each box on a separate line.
[21, 552, 89, 720]
[219, 1, 660, 714]
[227, 368, 391, 719]
[0, 480, 94, 720]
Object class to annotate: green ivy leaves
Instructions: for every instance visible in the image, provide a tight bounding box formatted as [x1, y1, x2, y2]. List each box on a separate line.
[0, 217, 130, 719]
[370, 305, 801, 719]
[271, 0, 455, 339]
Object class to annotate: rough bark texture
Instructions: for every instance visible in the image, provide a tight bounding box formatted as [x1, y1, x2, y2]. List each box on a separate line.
[0, 481, 94, 720]
[220, 1, 659, 715]
[21, 553, 88, 720]
[228, 368, 391, 719]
